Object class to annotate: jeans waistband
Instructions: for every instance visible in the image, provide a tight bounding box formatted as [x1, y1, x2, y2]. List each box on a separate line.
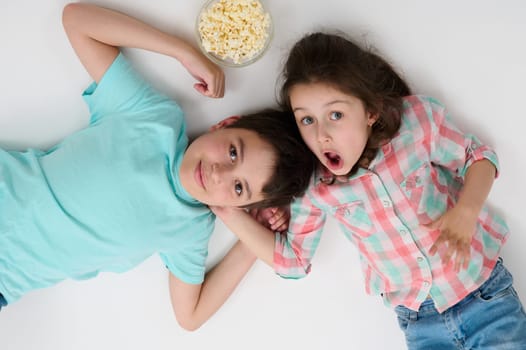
[394, 257, 504, 318]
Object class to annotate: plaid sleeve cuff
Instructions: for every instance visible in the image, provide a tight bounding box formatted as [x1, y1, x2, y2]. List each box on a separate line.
[460, 140, 500, 179]
[273, 232, 311, 279]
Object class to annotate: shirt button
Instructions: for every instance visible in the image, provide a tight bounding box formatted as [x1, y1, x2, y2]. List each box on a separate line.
[417, 256, 424, 263]
[382, 200, 391, 208]
[400, 229, 407, 235]
[423, 281, 430, 287]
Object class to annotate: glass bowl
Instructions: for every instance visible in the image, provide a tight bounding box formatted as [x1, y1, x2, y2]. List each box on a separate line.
[195, 0, 273, 68]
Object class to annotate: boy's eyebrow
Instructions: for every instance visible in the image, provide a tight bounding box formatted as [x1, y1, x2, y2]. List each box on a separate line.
[238, 137, 252, 200]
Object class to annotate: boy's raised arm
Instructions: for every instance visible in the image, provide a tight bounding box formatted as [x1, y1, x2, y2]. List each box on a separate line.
[168, 241, 256, 331]
[62, 2, 224, 97]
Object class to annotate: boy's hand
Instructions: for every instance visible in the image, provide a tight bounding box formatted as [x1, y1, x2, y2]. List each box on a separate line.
[423, 204, 478, 272]
[183, 49, 225, 98]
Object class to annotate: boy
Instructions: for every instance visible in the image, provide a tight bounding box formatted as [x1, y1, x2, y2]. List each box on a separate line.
[0, 3, 314, 331]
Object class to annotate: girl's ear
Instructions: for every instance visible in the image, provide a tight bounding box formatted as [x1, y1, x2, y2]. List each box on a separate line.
[367, 113, 378, 127]
[208, 115, 241, 132]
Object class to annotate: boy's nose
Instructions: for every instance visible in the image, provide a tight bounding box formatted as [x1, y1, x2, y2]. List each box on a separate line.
[211, 162, 232, 184]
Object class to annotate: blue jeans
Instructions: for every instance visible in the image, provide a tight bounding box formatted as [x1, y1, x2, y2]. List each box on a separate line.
[395, 259, 526, 350]
[0, 293, 7, 311]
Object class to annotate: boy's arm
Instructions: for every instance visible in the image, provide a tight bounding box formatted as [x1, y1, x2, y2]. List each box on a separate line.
[168, 241, 256, 331]
[62, 2, 224, 97]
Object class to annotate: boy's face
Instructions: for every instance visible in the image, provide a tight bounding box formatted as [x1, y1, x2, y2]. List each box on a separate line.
[180, 127, 276, 207]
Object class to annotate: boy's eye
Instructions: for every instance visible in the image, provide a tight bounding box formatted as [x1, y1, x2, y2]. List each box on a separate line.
[229, 145, 237, 162]
[300, 116, 314, 125]
[234, 181, 243, 196]
[329, 111, 342, 120]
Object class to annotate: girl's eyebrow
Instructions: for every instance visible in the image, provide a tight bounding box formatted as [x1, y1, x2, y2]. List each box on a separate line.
[293, 99, 350, 113]
[324, 99, 350, 107]
[237, 137, 252, 200]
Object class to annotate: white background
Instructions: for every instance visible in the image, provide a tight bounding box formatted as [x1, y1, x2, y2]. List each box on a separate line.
[1, 1, 525, 349]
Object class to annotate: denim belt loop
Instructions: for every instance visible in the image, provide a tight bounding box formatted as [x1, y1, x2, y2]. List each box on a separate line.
[409, 310, 418, 321]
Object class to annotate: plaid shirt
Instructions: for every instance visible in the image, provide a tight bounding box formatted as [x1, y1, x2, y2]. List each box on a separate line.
[274, 95, 509, 313]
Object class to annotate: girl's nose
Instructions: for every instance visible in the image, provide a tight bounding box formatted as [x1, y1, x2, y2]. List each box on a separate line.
[317, 124, 331, 143]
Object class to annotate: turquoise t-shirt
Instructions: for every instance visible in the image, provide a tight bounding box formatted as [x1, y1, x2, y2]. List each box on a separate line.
[0, 54, 215, 304]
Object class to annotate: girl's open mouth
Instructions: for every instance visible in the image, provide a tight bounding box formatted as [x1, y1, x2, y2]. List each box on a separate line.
[324, 151, 343, 171]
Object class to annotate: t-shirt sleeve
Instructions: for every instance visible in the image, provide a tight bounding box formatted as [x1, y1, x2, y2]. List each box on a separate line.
[81, 53, 184, 126]
[159, 218, 214, 285]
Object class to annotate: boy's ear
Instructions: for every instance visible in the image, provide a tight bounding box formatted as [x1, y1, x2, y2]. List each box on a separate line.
[209, 115, 241, 132]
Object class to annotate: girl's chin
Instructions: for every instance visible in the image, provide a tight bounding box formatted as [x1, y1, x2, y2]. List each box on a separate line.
[324, 161, 350, 175]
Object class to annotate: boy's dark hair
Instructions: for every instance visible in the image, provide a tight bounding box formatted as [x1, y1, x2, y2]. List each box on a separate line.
[227, 109, 316, 209]
[279, 32, 411, 177]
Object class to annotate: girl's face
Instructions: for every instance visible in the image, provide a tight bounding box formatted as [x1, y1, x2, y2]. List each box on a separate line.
[289, 82, 376, 176]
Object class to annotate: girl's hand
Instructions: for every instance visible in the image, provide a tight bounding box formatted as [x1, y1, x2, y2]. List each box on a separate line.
[249, 207, 290, 233]
[210, 206, 290, 233]
[423, 205, 478, 272]
[182, 48, 225, 98]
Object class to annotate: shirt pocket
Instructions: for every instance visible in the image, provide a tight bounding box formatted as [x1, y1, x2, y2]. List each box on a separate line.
[400, 163, 449, 224]
[332, 201, 374, 238]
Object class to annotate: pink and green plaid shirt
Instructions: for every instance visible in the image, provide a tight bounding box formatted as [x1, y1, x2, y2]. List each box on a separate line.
[274, 95, 509, 313]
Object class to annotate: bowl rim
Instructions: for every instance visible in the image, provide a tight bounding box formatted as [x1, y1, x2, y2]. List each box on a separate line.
[195, 0, 273, 68]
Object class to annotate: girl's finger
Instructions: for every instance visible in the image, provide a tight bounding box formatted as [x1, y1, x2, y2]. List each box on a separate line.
[271, 215, 288, 231]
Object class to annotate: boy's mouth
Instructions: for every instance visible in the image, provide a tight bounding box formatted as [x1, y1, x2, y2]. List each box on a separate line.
[323, 151, 343, 171]
[195, 161, 206, 190]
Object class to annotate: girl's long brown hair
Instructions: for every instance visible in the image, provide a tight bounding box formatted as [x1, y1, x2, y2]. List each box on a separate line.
[279, 32, 411, 179]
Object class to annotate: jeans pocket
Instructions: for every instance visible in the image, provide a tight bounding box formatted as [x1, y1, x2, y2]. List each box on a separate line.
[396, 314, 409, 331]
[394, 307, 411, 331]
[475, 263, 514, 302]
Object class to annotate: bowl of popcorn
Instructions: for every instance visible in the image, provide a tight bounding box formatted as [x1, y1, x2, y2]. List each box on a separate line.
[196, 0, 272, 67]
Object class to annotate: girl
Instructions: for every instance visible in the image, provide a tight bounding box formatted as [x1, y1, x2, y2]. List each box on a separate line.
[213, 32, 526, 349]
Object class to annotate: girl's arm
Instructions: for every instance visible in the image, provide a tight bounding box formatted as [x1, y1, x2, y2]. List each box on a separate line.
[168, 241, 256, 331]
[427, 159, 496, 271]
[62, 2, 224, 97]
[212, 207, 276, 266]
[212, 198, 326, 278]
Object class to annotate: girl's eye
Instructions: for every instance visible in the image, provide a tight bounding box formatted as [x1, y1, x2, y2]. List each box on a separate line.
[234, 181, 243, 196]
[229, 145, 237, 162]
[300, 116, 314, 125]
[330, 111, 343, 121]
